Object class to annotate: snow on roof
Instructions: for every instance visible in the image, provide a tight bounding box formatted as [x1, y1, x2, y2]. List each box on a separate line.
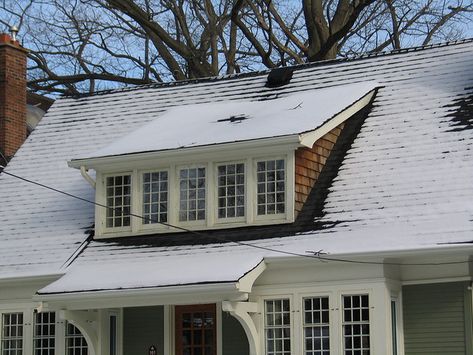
[38, 251, 263, 294]
[78, 82, 377, 160]
[1, 40, 473, 284]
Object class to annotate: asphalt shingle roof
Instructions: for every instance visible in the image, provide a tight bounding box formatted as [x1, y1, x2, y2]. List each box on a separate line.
[1, 39, 473, 287]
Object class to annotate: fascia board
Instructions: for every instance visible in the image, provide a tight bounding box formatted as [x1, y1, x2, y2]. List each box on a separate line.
[0, 273, 64, 286]
[34, 282, 248, 310]
[264, 244, 473, 267]
[68, 135, 300, 170]
[298, 88, 378, 148]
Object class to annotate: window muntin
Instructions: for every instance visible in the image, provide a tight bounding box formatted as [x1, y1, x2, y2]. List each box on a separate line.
[257, 159, 285, 215]
[342, 295, 370, 355]
[105, 174, 131, 228]
[179, 167, 206, 222]
[65, 322, 88, 355]
[303, 297, 330, 355]
[33, 312, 55, 355]
[264, 299, 291, 355]
[142, 171, 168, 224]
[217, 163, 245, 219]
[1, 313, 23, 355]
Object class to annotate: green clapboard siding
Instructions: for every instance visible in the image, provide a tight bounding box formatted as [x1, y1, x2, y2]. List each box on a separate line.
[403, 282, 471, 355]
[222, 312, 249, 355]
[123, 306, 164, 355]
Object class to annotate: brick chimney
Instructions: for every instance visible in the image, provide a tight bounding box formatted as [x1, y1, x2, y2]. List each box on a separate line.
[0, 32, 28, 161]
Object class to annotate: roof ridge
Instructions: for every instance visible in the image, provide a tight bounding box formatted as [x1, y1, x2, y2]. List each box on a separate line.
[68, 37, 473, 99]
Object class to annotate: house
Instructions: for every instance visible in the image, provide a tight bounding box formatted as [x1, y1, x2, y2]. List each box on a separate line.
[0, 32, 53, 168]
[0, 33, 473, 355]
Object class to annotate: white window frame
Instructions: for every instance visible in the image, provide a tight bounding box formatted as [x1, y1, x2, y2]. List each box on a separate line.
[341, 293, 371, 355]
[214, 160, 247, 224]
[0, 311, 24, 355]
[253, 157, 288, 222]
[302, 295, 331, 355]
[139, 168, 170, 232]
[95, 151, 295, 238]
[101, 172, 133, 234]
[33, 311, 56, 355]
[175, 163, 208, 228]
[260, 295, 294, 355]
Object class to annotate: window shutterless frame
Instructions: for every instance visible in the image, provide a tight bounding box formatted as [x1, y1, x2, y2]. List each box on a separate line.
[253, 156, 290, 223]
[175, 163, 208, 227]
[101, 172, 133, 234]
[214, 160, 247, 224]
[139, 168, 170, 232]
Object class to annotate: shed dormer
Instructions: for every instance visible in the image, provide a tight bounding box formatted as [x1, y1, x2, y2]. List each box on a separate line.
[69, 82, 378, 239]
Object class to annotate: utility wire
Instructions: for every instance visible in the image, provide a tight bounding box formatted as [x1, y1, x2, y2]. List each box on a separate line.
[0, 167, 471, 267]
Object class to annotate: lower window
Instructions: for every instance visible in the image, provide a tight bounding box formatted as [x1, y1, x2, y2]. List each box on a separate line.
[264, 299, 291, 355]
[303, 297, 330, 355]
[342, 295, 370, 355]
[65, 322, 88, 355]
[1, 312, 23, 355]
[34, 312, 55, 355]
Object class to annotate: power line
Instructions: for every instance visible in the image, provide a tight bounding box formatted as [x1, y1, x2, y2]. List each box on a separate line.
[0, 166, 471, 267]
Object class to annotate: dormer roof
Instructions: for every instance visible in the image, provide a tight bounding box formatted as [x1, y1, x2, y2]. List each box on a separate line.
[70, 82, 377, 167]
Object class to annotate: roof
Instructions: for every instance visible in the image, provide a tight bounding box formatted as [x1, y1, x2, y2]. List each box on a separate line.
[1, 40, 473, 290]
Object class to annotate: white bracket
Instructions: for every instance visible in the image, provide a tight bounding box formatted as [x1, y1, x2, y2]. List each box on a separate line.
[222, 301, 260, 355]
[59, 310, 98, 355]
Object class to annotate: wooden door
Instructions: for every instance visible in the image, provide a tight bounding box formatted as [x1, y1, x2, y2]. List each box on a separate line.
[175, 304, 216, 355]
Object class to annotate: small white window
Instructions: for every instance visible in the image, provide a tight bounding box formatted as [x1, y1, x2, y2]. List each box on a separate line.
[1, 312, 23, 355]
[257, 159, 285, 215]
[217, 163, 245, 219]
[142, 171, 168, 224]
[303, 297, 330, 355]
[179, 167, 206, 222]
[34, 312, 55, 355]
[342, 295, 370, 355]
[105, 175, 132, 228]
[65, 322, 88, 355]
[264, 299, 291, 355]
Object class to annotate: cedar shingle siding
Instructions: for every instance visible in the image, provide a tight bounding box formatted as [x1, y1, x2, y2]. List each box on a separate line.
[295, 124, 344, 215]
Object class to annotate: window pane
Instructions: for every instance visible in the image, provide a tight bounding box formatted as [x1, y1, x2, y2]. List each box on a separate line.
[142, 171, 168, 224]
[303, 297, 330, 355]
[265, 299, 290, 355]
[217, 163, 245, 219]
[343, 295, 370, 355]
[105, 174, 132, 228]
[179, 167, 206, 221]
[257, 159, 285, 215]
[1, 313, 23, 355]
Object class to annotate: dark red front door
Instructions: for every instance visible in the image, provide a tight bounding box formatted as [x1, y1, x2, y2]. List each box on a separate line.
[175, 304, 216, 355]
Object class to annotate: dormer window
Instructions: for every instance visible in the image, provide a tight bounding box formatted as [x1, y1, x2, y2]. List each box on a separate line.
[179, 167, 206, 222]
[105, 174, 131, 229]
[142, 171, 168, 224]
[217, 163, 245, 220]
[257, 159, 285, 216]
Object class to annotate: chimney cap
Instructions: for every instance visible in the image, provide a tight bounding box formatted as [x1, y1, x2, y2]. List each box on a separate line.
[9, 25, 19, 41]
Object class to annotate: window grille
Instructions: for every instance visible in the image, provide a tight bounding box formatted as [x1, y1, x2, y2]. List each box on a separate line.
[217, 163, 245, 219]
[65, 322, 88, 355]
[105, 175, 131, 228]
[33, 312, 55, 355]
[1, 313, 23, 355]
[342, 295, 370, 355]
[143, 171, 168, 224]
[257, 159, 285, 215]
[264, 299, 290, 355]
[303, 297, 330, 355]
[179, 167, 206, 221]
